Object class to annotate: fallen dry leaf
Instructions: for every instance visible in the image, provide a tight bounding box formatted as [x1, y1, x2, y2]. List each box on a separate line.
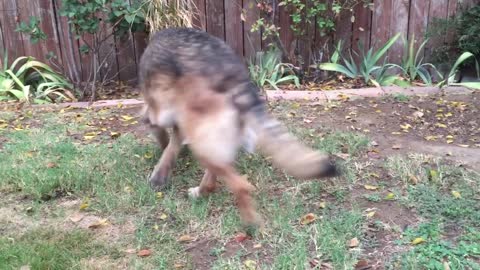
[391, 144, 402, 150]
[174, 263, 185, 269]
[178, 234, 194, 243]
[110, 132, 120, 139]
[319, 201, 327, 209]
[253, 243, 262, 249]
[159, 213, 168, 220]
[124, 248, 137, 254]
[366, 211, 375, 218]
[46, 162, 57, 168]
[300, 213, 316, 225]
[354, 259, 371, 270]
[364, 184, 378, 190]
[348, 237, 360, 248]
[385, 193, 396, 200]
[69, 212, 85, 223]
[79, 198, 89, 210]
[234, 232, 249, 243]
[121, 115, 134, 121]
[244, 259, 257, 270]
[451, 190, 461, 199]
[411, 237, 425, 245]
[137, 249, 152, 257]
[88, 218, 109, 229]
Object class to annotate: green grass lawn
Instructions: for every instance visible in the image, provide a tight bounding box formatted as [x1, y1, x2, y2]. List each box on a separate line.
[0, 105, 478, 269]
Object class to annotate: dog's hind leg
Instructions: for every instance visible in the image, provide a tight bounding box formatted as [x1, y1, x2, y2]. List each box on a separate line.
[188, 169, 218, 197]
[149, 126, 183, 190]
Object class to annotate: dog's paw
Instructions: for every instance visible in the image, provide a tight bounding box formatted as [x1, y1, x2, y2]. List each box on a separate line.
[188, 186, 201, 199]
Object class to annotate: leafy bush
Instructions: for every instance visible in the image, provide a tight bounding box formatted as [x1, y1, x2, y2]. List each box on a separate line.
[248, 49, 300, 90]
[399, 35, 442, 85]
[318, 33, 402, 86]
[438, 51, 480, 89]
[427, 5, 480, 65]
[15, 16, 47, 44]
[0, 54, 73, 104]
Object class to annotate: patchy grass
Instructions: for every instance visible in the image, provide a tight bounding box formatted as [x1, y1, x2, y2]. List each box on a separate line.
[387, 223, 480, 269]
[0, 229, 118, 270]
[0, 99, 479, 269]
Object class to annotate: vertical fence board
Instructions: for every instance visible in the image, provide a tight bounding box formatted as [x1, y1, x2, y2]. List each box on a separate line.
[206, 0, 225, 40]
[243, 0, 261, 60]
[38, 0, 63, 69]
[425, 0, 449, 61]
[53, 0, 82, 83]
[116, 33, 137, 83]
[409, 0, 430, 45]
[79, 34, 94, 82]
[335, 9, 353, 52]
[278, 4, 295, 61]
[371, 0, 392, 52]
[388, 0, 410, 63]
[17, 0, 44, 59]
[225, 0, 244, 57]
[133, 32, 148, 69]
[352, 3, 372, 53]
[98, 21, 119, 82]
[192, 0, 206, 30]
[0, 0, 25, 61]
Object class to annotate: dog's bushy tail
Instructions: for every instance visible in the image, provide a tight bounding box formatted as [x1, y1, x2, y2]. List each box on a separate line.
[245, 103, 338, 180]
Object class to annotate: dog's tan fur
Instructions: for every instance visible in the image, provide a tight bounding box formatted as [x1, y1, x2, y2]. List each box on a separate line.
[139, 28, 337, 226]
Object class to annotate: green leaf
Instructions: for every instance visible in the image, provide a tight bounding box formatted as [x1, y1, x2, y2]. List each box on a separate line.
[319, 63, 356, 78]
[372, 33, 401, 65]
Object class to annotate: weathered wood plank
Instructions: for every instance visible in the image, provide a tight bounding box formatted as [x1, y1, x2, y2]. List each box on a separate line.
[388, 0, 410, 63]
[425, 0, 449, 61]
[278, 3, 295, 62]
[37, 0, 63, 66]
[352, 2, 372, 54]
[52, 0, 82, 83]
[371, 0, 393, 52]
[79, 34, 94, 82]
[243, 0, 262, 60]
[0, 0, 25, 61]
[115, 33, 137, 83]
[225, 0, 243, 56]
[192, 0, 206, 30]
[16, 0, 44, 59]
[133, 32, 148, 68]
[335, 8, 353, 52]
[206, 0, 225, 40]
[97, 16, 119, 83]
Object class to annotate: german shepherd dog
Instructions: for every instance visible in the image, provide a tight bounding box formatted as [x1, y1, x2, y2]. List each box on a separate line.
[138, 28, 337, 226]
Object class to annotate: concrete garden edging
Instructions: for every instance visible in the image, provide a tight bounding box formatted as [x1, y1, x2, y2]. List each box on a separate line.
[27, 86, 475, 109]
[265, 86, 473, 102]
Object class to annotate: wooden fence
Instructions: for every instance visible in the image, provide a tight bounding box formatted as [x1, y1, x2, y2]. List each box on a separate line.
[0, 0, 478, 83]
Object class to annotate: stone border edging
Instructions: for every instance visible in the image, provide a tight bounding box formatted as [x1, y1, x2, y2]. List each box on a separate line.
[265, 86, 473, 101]
[28, 86, 474, 109]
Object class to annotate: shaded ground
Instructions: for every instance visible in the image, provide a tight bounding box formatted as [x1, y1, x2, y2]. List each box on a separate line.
[0, 90, 479, 269]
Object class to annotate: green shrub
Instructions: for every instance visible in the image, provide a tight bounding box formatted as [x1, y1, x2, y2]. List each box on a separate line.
[0, 54, 74, 104]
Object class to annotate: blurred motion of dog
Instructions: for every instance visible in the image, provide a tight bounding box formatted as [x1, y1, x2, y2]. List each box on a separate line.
[138, 28, 338, 226]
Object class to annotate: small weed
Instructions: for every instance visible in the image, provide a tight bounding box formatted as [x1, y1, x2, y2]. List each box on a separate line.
[392, 93, 411, 103]
[364, 193, 382, 202]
